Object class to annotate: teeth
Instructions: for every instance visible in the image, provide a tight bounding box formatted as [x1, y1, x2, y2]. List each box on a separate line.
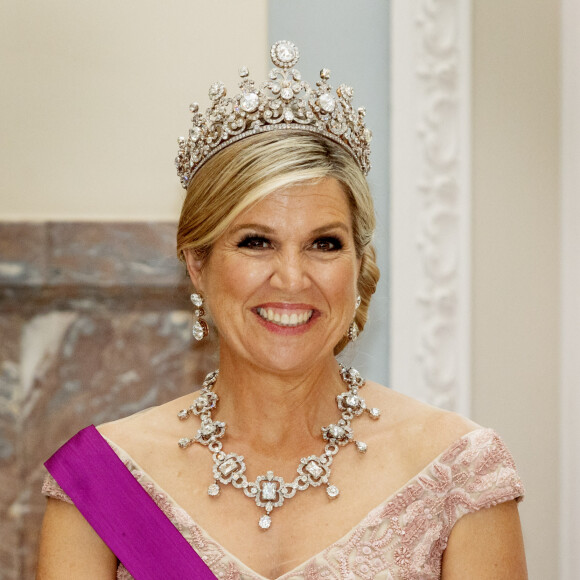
[258, 308, 313, 327]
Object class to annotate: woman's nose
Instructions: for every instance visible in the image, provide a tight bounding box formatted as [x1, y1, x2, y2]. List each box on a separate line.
[269, 251, 311, 292]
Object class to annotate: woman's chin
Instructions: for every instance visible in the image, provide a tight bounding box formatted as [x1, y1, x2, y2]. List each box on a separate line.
[243, 341, 339, 376]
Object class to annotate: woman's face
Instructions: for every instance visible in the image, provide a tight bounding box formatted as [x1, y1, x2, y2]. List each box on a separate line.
[185, 177, 361, 374]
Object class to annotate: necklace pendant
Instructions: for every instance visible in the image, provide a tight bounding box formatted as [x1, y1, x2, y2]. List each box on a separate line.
[326, 484, 340, 498]
[208, 483, 220, 496]
[355, 440, 368, 453]
[258, 514, 272, 529]
[178, 437, 193, 449]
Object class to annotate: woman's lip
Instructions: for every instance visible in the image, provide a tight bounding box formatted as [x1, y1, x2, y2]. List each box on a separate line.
[255, 302, 316, 311]
[253, 304, 316, 327]
[253, 307, 319, 334]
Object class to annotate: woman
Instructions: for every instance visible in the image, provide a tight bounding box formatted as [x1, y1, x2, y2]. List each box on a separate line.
[37, 41, 526, 579]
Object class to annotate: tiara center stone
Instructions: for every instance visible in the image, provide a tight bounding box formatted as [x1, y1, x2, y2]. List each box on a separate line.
[271, 40, 299, 69]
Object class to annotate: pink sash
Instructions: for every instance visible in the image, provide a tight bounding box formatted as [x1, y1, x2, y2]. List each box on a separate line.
[45, 425, 216, 579]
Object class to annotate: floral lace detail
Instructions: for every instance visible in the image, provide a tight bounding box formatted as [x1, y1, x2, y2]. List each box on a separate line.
[42, 476, 73, 504]
[42, 428, 523, 579]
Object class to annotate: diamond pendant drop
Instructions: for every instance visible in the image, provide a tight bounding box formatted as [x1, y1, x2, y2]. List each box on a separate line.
[208, 483, 220, 496]
[258, 515, 272, 529]
[355, 441, 368, 453]
[192, 321, 205, 341]
[326, 485, 340, 498]
[178, 437, 192, 449]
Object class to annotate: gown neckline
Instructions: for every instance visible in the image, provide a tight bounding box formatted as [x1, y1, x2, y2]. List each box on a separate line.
[104, 427, 491, 579]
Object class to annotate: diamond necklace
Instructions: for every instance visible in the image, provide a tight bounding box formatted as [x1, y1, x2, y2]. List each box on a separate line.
[177, 365, 381, 530]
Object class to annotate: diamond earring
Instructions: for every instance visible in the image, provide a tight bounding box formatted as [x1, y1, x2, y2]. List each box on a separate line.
[348, 296, 362, 342]
[191, 293, 209, 341]
[347, 321, 359, 342]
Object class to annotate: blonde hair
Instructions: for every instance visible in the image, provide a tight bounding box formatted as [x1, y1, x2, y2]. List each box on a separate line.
[177, 131, 380, 354]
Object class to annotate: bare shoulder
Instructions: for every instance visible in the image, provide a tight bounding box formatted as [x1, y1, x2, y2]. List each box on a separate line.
[362, 380, 481, 474]
[37, 498, 117, 578]
[96, 392, 194, 458]
[442, 497, 527, 578]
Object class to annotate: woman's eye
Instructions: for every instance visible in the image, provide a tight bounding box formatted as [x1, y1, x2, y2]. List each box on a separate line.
[238, 235, 271, 249]
[312, 237, 343, 251]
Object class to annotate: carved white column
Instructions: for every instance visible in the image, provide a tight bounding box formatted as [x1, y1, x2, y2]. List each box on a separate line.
[390, 0, 471, 414]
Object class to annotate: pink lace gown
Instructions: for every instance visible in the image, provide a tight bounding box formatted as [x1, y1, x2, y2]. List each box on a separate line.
[43, 427, 523, 579]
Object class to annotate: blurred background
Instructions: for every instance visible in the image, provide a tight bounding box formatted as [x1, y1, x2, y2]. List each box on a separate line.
[0, 1, 577, 578]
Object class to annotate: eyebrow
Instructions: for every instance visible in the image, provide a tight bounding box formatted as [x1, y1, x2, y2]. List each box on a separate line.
[310, 222, 350, 235]
[230, 222, 350, 235]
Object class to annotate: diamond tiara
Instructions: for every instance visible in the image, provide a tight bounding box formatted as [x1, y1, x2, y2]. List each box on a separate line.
[175, 40, 372, 188]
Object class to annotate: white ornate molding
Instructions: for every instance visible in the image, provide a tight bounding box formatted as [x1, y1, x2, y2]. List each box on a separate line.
[390, 0, 471, 413]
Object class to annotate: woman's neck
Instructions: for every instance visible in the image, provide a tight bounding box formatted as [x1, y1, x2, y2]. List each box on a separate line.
[211, 352, 345, 451]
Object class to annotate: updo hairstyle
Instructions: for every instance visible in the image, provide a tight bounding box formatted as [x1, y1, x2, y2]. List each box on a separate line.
[176, 131, 380, 354]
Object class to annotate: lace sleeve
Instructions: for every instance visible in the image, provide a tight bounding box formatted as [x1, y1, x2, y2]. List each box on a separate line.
[42, 472, 73, 505]
[419, 428, 524, 526]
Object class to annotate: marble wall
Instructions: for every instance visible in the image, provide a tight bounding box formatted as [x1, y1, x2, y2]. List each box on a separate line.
[0, 222, 218, 579]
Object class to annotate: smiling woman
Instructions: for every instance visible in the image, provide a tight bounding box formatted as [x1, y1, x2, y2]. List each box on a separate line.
[184, 176, 363, 373]
[37, 41, 527, 579]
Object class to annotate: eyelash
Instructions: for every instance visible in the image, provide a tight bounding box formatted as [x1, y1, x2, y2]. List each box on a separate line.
[237, 234, 343, 252]
[311, 237, 343, 251]
[237, 235, 271, 249]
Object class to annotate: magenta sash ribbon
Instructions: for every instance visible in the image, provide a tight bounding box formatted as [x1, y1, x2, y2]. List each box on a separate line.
[45, 425, 217, 579]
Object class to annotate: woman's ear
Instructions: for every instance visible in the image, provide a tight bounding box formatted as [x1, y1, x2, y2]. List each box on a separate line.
[183, 249, 205, 292]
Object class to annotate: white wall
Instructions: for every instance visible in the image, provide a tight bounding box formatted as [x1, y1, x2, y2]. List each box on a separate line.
[0, 1, 268, 220]
[560, 0, 580, 575]
[471, 1, 560, 577]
